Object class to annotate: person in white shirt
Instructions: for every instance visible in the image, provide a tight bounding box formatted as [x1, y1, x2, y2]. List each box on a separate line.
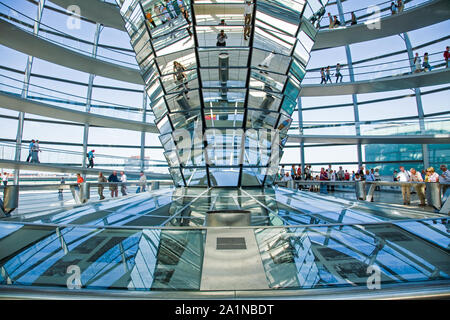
[425, 167, 439, 182]
[329, 170, 336, 191]
[279, 165, 285, 180]
[337, 166, 345, 181]
[281, 172, 292, 182]
[243, 1, 253, 40]
[410, 168, 425, 206]
[397, 166, 411, 205]
[2, 172, 8, 186]
[120, 171, 127, 196]
[138, 171, 147, 193]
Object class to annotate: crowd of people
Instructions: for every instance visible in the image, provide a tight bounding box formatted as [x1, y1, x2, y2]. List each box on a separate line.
[278, 164, 380, 183]
[74, 170, 148, 200]
[393, 165, 450, 206]
[145, 0, 257, 46]
[145, 0, 189, 28]
[277, 163, 450, 207]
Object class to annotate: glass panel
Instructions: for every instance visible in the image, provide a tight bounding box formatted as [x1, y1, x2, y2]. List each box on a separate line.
[205, 129, 243, 166]
[209, 167, 240, 187]
[251, 48, 291, 75]
[156, 114, 173, 135]
[0, 224, 206, 290]
[255, 221, 450, 289]
[182, 168, 209, 186]
[114, 0, 326, 186]
[198, 48, 249, 68]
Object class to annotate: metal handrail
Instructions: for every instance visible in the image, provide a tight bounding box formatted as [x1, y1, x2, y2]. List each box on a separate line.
[318, 0, 429, 29]
[0, 279, 448, 299]
[0, 74, 144, 113]
[287, 180, 442, 185]
[0, 180, 173, 191]
[305, 51, 446, 79]
[0, 212, 447, 231]
[0, 141, 165, 163]
[0, 2, 138, 66]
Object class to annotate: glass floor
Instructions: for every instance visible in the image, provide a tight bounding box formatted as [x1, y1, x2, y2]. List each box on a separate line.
[0, 187, 449, 296]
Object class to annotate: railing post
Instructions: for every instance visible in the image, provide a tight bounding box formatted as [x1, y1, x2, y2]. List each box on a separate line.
[0, 185, 19, 216]
[82, 24, 102, 179]
[355, 181, 366, 200]
[366, 182, 376, 202]
[336, 0, 362, 168]
[426, 182, 441, 210]
[70, 184, 80, 204]
[402, 32, 429, 170]
[13, 0, 46, 185]
[151, 181, 160, 190]
[80, 183, 90, 203]
[288, 179, 294, 189]
[440, 187, 450, 214]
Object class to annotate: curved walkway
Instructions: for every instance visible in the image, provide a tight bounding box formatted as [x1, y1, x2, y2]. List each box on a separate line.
[313, 0, 450, 50]
[0, 19, 143, 85]
[49, 0, 125, 31]
[0, 91, 157, 133]
[287, 133, 450, 145]
[49, 0, 450, 50]
[299, 68, 450, 96]
[2, 92, 449, 144]
[0, 159, 171, 179]
[2, 2, 449, 88]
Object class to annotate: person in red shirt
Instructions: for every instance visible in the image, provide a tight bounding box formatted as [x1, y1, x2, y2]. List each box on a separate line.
[319, 168, 328, 194]
[76, 173, 84, 184]
[344, 170, 350, 181]
[444, 46, 449, 68]
[297, 166, 302, 180]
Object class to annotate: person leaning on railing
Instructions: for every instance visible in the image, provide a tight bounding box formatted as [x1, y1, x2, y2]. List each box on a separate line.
[396, 166, 411, 205]
[75, 173, 84, 192]
[120, 171, 127, 196]
[410, 168, 426, 206]
[108, 171, 119, 198]
[425, 167, 439, 183]
[319, 168, 328, 194]
[98, 172, 107, 200]
[137, 171, 147, 193]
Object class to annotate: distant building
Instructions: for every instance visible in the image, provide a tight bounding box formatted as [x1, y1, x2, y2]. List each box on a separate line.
[364, 122, 450, 175]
